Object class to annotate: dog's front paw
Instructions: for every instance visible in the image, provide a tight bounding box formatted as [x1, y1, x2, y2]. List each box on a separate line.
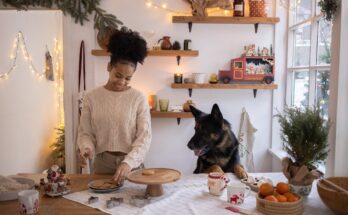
[233, 164, 248, 179]
[203, 164, 224, 174]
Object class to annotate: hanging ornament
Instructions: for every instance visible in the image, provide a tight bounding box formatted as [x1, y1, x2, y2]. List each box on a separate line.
[45, 47, 54, 81]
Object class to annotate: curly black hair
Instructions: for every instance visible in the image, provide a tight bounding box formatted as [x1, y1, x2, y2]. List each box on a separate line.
[107, 27, 147, 67]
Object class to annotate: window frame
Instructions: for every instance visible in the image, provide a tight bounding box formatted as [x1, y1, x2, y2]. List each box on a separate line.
[285, 0, 331, 107]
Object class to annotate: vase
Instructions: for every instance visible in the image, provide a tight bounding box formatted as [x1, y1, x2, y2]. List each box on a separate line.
[158, 36, 172, 50]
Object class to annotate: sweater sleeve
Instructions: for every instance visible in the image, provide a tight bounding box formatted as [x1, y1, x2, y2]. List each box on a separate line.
[77, 95, 96, 155]
[122, 94, 152, 169]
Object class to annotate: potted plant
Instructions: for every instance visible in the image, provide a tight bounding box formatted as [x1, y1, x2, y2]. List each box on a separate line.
[276, 105, 329, 196]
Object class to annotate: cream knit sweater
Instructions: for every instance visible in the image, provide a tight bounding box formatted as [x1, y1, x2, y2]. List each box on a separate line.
[77, 86, 152, 169]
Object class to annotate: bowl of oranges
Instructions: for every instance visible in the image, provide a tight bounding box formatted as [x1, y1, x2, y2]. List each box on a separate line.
[256, 182, 303, 215]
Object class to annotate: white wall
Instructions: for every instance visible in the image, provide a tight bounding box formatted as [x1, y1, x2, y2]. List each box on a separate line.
[0, 1, 287, 175]
[0, 11, 62, 175]
[88, 0, 278, 174]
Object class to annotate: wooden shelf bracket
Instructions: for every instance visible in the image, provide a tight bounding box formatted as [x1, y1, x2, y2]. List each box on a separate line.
[188, 88, 193, 97]
[253, 89, 258, 98]
[254, 23, 259, 33]
[176, 55, 181, 65]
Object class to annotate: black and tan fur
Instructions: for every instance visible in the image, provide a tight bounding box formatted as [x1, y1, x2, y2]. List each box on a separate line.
[187, 104, 248, 179]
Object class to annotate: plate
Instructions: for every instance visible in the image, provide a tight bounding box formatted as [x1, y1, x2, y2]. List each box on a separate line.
[0, 177, 35, 201]
[88, 179, 121, 193]
[45, 189, 70, 197]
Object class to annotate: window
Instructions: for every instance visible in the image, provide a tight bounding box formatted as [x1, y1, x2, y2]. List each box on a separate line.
[286, 0, 332, 119]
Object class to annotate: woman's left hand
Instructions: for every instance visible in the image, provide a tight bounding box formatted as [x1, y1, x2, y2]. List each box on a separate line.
[112, 162, 131, 185]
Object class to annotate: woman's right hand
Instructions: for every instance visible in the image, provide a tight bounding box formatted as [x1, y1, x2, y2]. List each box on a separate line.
[79, 147, 93, 167]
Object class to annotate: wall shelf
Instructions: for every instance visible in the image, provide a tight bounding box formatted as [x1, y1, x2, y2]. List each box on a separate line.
[172, 16, 280, 33]
[150, 111, 193, 125]
[171, 83, 278, 98]
[91, 49, 199, 65]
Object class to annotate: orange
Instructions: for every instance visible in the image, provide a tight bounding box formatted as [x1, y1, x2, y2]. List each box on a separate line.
[276, 195, 287, 202]
[259, 183, 274, 197]
[276, 182, 289, 194]
[265, 195, 278, 202]
[283, 192, 293, 199]
[287, 194, 300, 202]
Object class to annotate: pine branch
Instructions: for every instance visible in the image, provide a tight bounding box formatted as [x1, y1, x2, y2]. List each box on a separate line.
[1, 0, 123, 30]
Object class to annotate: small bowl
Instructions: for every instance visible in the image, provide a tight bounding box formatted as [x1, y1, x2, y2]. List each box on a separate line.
[317, 177, 348, 215]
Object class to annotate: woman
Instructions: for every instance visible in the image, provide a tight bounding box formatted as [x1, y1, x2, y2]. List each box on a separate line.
[77, 27, 151, 185]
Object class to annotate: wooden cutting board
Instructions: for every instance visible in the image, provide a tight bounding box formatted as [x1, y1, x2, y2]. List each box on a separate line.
[127, 168, 181, 185]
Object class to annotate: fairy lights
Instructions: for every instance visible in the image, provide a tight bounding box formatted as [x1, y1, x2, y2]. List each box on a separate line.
[144, 0, 191, 15]
[53, 38, 65, 126]
[0, 31, 64, 127]
[0, 31, 45, 81]
[144, 0, 232, 16]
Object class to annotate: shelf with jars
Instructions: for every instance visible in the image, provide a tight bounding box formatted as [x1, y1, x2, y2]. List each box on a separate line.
[172, 16, 280, 33]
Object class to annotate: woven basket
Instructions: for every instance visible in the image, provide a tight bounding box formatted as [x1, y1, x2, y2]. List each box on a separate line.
[249, 0, 266, 17]
[256, 195, 303, 215]
[317, 177, 348, 215]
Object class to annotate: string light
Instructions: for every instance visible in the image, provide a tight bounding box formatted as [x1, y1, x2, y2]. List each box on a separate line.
[144, 0, 233, 16]
[53, 38, 65, 126]
[144, 0, 191, 15]
[0, 31, 64, 127]
[0, 31, 45, 81]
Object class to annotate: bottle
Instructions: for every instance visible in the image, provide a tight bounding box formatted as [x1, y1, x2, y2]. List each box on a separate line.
[233, 0, 244, 17]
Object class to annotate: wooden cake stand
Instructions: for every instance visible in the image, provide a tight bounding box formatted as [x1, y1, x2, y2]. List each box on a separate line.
[126, 168, 181, 197]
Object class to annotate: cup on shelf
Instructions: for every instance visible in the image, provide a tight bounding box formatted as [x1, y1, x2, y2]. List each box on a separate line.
[192, 73, 206, 84]
[18, 190, 39, 215]
[159, 99, 169, 112]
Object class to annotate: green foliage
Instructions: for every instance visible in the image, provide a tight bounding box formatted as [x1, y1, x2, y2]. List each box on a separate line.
[318, 0, 339, 22]
[50, 126, 65, 161]
[1, 0, 123, 32]
[276, 106, 329, 169]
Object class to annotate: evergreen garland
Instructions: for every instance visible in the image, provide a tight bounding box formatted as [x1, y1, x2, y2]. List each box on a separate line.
[1, 0, 123, 33]
[275, 106, 329, 169]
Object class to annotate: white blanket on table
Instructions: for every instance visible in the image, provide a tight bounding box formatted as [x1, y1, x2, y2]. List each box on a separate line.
[63, 174, 260, 215]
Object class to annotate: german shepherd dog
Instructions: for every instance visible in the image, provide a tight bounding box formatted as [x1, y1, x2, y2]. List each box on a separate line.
[187, 104, 248, 179]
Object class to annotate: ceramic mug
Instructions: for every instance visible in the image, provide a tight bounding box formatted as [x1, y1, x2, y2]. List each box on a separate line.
[207, 172, 230, 196]
[227, 182, 251, 205]
[18, 190, 39, 214]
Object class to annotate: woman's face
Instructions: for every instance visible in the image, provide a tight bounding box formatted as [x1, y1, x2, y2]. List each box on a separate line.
[107, 62, 136, 91]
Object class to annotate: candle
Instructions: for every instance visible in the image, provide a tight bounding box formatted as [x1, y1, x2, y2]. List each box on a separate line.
[174, 73, 183, 84]
[148, 95, 157, 111]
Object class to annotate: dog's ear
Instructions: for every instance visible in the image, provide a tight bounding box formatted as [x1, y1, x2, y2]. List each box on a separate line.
[190, 105, 205, 119]
[211, 104, 223, 124]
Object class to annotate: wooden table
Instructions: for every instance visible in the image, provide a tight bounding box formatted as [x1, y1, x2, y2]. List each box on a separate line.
[0, 173, 336, 215]
[0, 174, 110, 215]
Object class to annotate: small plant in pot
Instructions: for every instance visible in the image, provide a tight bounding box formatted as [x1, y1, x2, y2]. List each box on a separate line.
[276, 105, 329, 196]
